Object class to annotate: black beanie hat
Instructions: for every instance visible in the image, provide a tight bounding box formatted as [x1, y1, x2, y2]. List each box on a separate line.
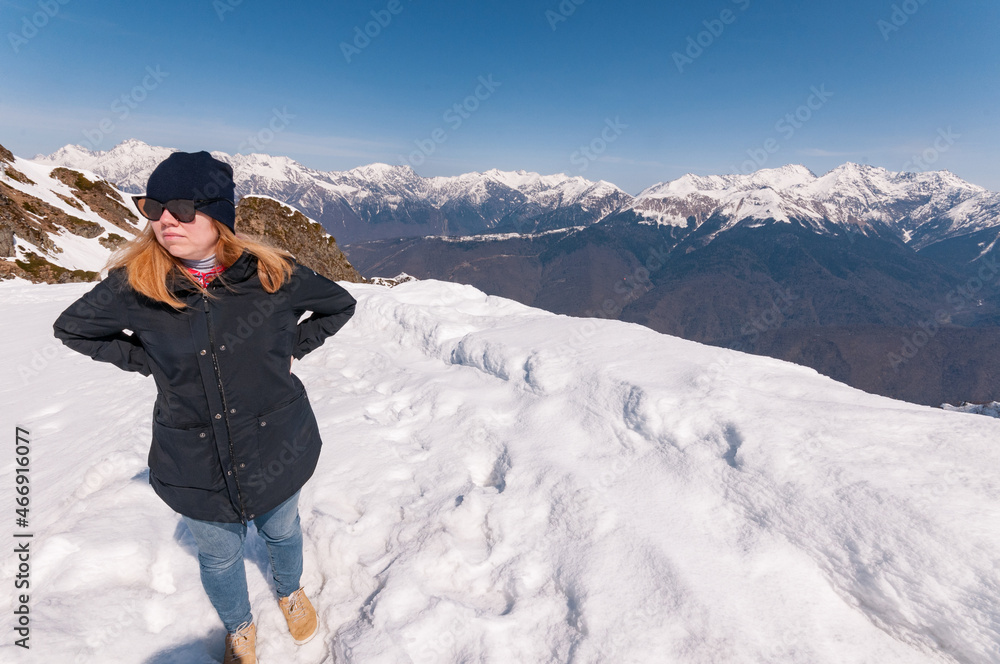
[146, 151, 236, 232]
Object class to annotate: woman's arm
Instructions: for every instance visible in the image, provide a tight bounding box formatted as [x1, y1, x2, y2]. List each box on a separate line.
[289, 264, 357, 361]
[52, 272, 152, 376]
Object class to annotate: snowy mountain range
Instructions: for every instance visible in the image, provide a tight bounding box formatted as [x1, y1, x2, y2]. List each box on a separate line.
[632, 162, 999, 250]
[34, 139, 1000, 250]
[35, 140, 632, 244]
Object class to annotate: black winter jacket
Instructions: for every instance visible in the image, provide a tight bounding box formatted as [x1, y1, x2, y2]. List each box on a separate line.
[52, 251, 357, 523]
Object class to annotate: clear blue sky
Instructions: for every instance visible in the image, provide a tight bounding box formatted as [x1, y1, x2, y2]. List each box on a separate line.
[1, 0, 997, 194]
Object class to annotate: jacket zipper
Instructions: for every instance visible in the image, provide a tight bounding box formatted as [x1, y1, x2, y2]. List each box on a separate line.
[204, 292, 249, 524]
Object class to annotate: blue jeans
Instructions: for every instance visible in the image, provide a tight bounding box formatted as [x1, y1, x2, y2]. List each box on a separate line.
[181, 490, 303, 633]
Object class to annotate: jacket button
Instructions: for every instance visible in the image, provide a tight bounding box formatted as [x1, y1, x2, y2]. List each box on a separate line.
[230, 408, 236, 414]
[199, 432, 206, 438]
[227, 470, 232, 476]
[239, 462, 246, 469]
[248, 514, 255, 519]
[200, 350, 207, 356]
[220, 345, 226, 351]
[260, 421, 266, 427]
[215, 414, 222, 420]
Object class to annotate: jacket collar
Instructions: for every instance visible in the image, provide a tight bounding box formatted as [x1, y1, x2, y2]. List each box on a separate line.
[167, 250, 258, 294]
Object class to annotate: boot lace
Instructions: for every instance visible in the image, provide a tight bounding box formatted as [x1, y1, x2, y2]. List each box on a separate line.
[228, 621, 253, 658]
[284, 589, 306, 621]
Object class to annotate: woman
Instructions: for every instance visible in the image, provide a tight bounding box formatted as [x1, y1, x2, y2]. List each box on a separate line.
[52, 151, 356, 664]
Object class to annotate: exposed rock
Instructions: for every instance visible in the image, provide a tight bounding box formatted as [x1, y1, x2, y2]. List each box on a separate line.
[368, 273, 418, 287]
[56, 193, 84, 210]
[1, 180, 93, 247]
[0, 259, 21, 281]
[0, 183, 57, 254]
[99, 233, 128, 250]
[49, 167, 139, 235]
[3, 166, 34, 185]
[62, 215, 104, 239]
[0, 143, 36, 185]
[235, 196, 364, 283]
[18, 195, 102, 238]
[942, 401, 1000, 418]
[13, 251, 97, 283]
[0, 225, 14, 257]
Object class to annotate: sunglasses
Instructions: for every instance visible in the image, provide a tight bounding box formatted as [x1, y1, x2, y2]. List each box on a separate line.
[131, 196, 233, 223]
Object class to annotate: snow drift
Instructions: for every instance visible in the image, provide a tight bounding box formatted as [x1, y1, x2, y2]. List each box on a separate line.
[1, 278, 999, 663]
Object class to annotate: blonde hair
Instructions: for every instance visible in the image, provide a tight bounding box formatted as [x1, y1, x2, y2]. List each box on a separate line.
[106, 219, 294, 309]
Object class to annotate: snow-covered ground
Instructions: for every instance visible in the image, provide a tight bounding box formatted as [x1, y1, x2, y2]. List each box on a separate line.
[2, 278, 1000, 663]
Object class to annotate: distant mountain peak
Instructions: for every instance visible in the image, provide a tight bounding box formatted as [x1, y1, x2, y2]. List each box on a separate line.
[116, 137, 155, 149]
[348, 162, 411, 175]
[751, 163, 817, 179]
[629, 160, 997, 242]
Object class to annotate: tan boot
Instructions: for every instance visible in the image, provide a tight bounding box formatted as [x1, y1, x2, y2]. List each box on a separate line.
[223, 620, 256, 664]
[277, 587, 318, 645]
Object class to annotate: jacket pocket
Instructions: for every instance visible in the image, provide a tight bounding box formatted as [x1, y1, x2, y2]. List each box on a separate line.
[253, 391, 319, 482]
[148, 421, 226, 490]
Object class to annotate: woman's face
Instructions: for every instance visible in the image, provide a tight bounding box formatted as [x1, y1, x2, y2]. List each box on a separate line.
[151, 209, 220, 261]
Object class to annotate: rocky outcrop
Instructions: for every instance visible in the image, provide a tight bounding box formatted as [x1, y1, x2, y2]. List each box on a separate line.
[49, 167, 139, 234]
[3, 166, 34, 185]
[14, 250, 97, 283]
[0, 223, 14, 257]
[235, 196, 365, 283]
[98, 233, 128, 251]
[0, 160, 126, 282]
[0, 181, 85, 283]
[0, 182, 59, 255]
[0, 142, 34, 186]
[1, 180, 99, 243]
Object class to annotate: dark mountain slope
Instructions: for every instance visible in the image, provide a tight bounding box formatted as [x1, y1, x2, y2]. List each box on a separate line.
[344, 215, 999, 406]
